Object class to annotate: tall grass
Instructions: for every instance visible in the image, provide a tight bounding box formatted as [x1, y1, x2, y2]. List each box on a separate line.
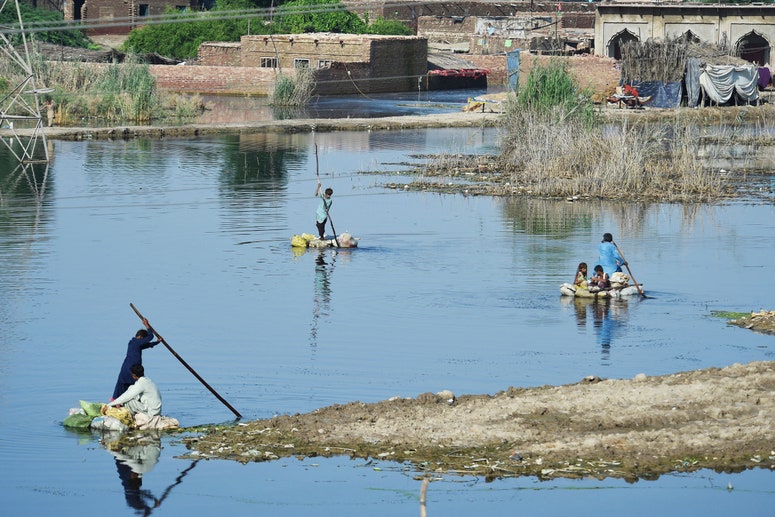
[6, 45, 202, 125]
[498, 60, 723, 201]
[270, 67, 315, 107]
[516, 58, 597, 126]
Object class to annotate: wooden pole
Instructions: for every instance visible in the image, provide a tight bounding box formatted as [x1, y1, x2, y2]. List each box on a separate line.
[613, 242, 646, 298]
[130, 303, 242, 419]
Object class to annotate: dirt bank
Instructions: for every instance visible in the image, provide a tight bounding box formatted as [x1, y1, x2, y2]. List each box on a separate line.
[32, 111, 502, 142]
[729, 311, 775, 336]
[181, 359, 775, 481]
[22, 99, 775, 142]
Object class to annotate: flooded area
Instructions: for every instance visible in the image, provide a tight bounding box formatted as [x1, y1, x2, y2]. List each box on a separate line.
[1, 102, 775, 514]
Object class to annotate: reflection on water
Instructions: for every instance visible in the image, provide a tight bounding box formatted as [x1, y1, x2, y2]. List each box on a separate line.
[105, 432, 199, 515]
[310, 249, 334, 350]
[194, 88, 496, 125]
[563, 297, 631, 364]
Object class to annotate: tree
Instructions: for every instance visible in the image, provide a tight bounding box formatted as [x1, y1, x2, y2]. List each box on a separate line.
[0, 2, 93, 48]
[124, 0, 271, 59]
[275, 0, 366, 34]
[365, 16, 411, 36]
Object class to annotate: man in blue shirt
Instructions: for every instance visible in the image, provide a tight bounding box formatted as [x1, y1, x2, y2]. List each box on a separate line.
[112, 318, 159, 400]
[314, 181, 333, 240]
[598, 233, 626, 276]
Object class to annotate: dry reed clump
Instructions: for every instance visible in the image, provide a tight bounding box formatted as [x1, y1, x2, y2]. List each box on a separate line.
[498, 106, 724, 201]
[619, 37, 747, 85]
[270, 67, 315, 107]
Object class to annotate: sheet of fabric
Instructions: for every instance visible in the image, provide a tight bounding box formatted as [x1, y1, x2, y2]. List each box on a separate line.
[699, 65, 760, 104]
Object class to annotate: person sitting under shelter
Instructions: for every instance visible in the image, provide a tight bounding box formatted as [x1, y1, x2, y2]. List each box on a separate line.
[622, 84, 644, 109]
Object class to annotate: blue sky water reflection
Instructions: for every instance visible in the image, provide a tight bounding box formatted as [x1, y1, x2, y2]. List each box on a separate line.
[1, 129, 774, 515]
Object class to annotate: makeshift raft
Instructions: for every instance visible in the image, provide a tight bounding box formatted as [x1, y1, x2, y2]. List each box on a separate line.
[62, 400, 179, 432]
[560, 283, 643, 299]
[560, 271, 643, 299]
[291, 232, 359, 249]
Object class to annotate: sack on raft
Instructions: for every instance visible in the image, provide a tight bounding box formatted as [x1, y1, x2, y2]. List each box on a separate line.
[63, 412, 94, 429]
[91, 415, 130, 433]
[79, 400, 103, 418]
[105, 406, 134, 427]
[134, 412, 180, 430]
[610, 272, 630, 286]
[291, 234, 308, 247]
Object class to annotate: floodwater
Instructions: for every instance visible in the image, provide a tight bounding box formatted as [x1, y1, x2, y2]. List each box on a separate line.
[2, 94, 775, 515]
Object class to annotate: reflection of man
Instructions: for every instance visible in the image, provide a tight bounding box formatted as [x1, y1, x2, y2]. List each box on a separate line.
[310, 251, 334, 348]
[104, 364, 162, 418]
[109, 437, 161, 513]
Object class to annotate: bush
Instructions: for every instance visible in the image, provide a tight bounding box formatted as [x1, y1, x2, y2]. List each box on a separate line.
[0, 4, 93, 48]
[276, 0, 366, 34]
[516, 58, 595, 124]
[124, 1, 270, 59]
[270, 67, 315, 107]
[365, 16, 411, 36]
[497, 60, 719, 201]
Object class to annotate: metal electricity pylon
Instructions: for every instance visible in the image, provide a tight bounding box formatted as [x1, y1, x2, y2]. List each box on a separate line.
[0, 0, 51, 163]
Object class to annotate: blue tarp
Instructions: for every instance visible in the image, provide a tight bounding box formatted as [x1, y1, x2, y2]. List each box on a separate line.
[631, 81, 683, 109]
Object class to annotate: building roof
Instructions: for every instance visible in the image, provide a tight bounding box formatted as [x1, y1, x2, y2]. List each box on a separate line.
[428, 52, 480, 71]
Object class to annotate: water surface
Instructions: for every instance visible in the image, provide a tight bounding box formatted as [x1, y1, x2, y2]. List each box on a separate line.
[1, 124, 774, 515]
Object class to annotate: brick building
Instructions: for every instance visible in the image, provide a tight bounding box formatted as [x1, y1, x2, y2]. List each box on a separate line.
[60, 0, 199, 36]
[195, 33, 428, 95]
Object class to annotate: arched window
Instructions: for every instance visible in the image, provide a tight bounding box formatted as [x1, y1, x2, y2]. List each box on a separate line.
[736, 31, 770, 66]
[681, 31, 701, 45]
[608, 29, 639, 60]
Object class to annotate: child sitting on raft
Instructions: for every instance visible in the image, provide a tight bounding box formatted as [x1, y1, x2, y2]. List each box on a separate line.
[589, 264, 610, 290]
[574, 262, 589, 289]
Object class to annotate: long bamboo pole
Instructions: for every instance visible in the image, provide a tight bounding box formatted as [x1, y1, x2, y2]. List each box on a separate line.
[130, 303, 242, 419]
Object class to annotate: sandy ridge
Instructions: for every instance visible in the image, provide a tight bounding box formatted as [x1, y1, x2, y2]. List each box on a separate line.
[183, 361, 775, 481]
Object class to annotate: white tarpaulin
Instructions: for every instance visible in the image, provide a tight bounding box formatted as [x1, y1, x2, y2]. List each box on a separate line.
[699, 65, 759, 105]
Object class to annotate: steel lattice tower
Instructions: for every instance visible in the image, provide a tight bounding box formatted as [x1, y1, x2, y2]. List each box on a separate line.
[0, 0, 50, 163]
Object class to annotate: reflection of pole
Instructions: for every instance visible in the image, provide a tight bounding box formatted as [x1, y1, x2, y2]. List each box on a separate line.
[420, 477, 429, 517]
[156, 460, 200, 507]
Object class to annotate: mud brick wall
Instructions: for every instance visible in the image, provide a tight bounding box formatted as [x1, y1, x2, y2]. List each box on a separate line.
[314, 62, 373, 95]
[467, 53, 619, 93]
[465, 54, 508, 85]
[240, 35, 373, 69]
[418, 16, 478, 44]
[370, 38, 428, 90]
[149, 65, 281, 95]
[197, 42, 243, 67]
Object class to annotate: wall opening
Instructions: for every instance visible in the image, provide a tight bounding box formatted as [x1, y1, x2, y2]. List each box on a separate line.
[608, 29, 638, 60]
[736, 31, 770, 66]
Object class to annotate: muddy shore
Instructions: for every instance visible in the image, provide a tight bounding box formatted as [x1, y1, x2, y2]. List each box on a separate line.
[181, 360, 775, 482]
[32, 110, 502, 141]
[17, 100, 775, 141]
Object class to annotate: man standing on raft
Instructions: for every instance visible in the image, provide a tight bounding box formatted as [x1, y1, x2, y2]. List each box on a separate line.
[314, 181, 333, 240]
